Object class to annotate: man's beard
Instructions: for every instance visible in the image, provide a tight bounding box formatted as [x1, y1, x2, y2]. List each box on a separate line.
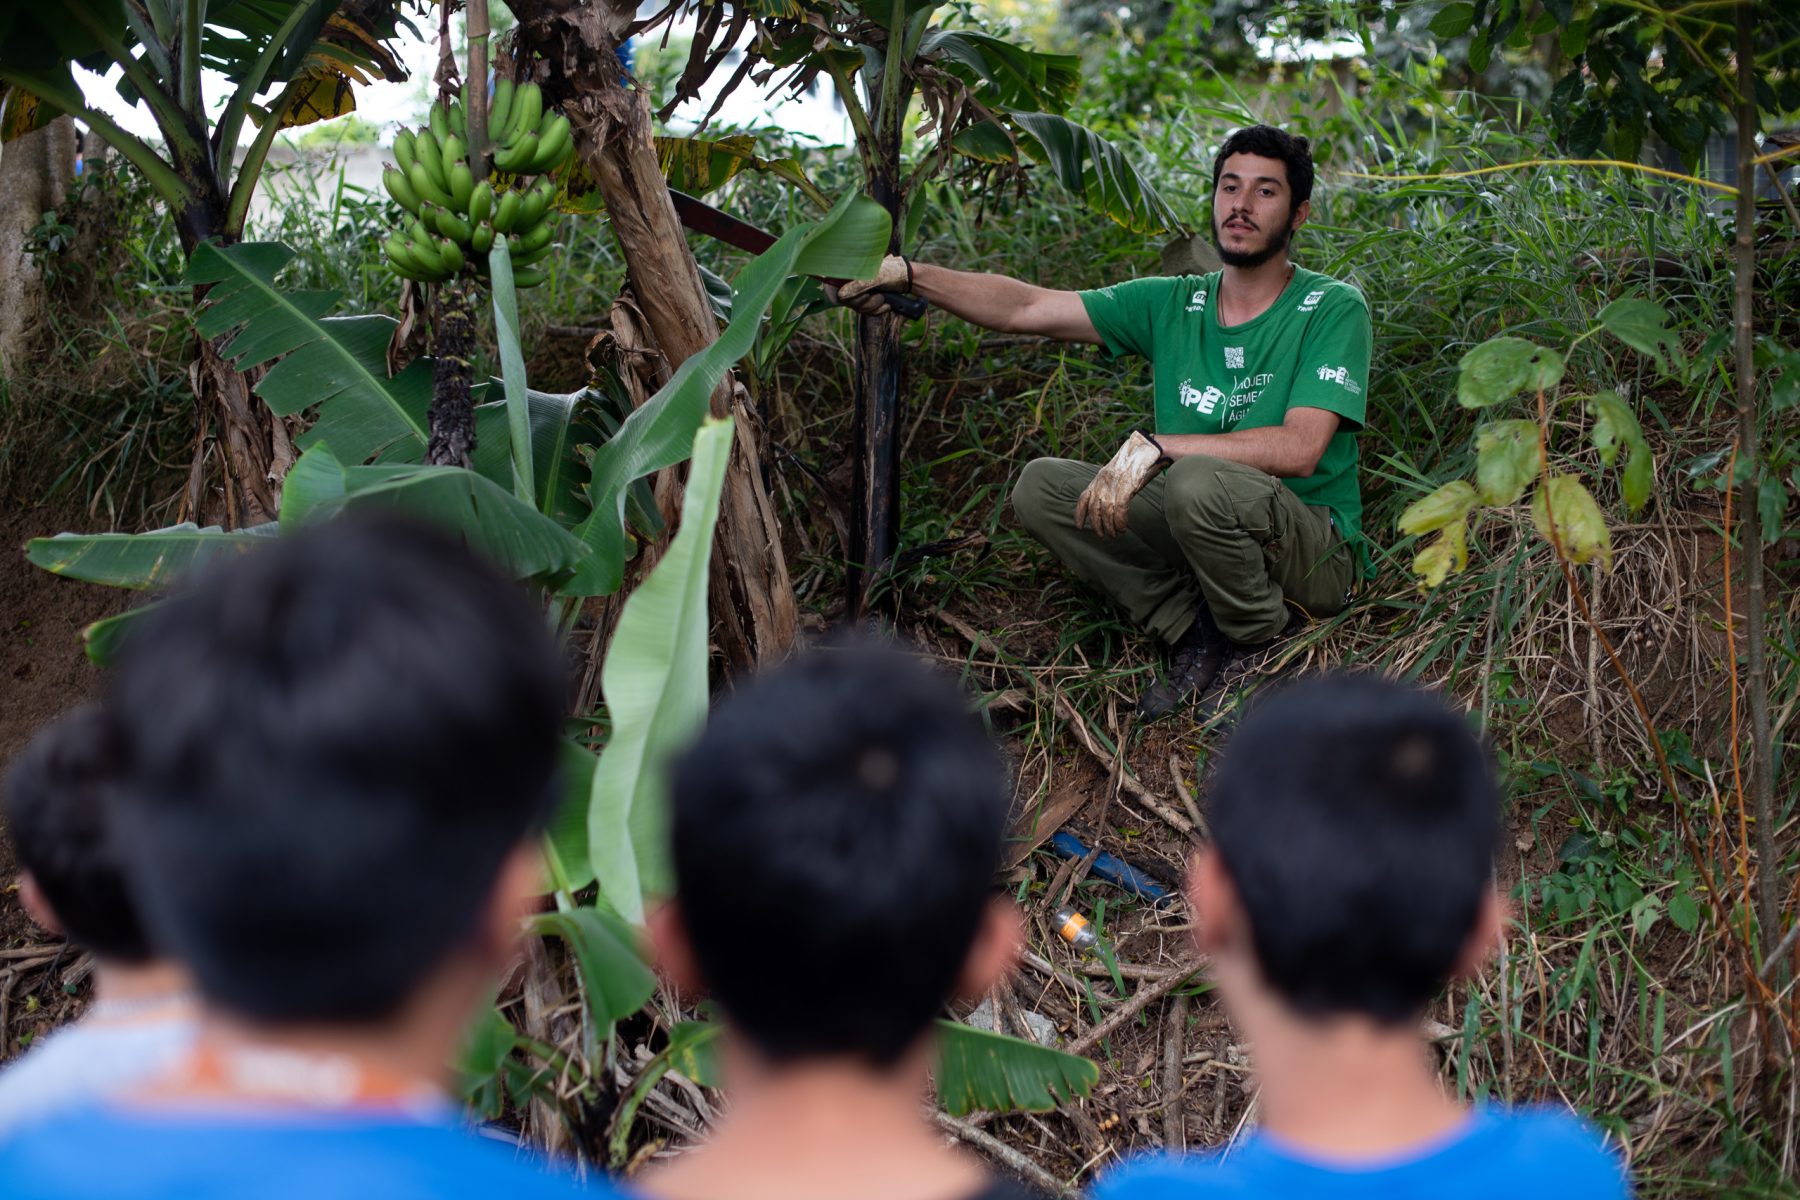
[1211, 209, 1294, 268]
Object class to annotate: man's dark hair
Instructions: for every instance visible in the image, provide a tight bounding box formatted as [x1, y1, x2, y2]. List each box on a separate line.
[3, 706, 152, 964]
[669, 644, 1009, 1067]
[1207, 673, 1499, 1024]
[105, 514, 567, 1024]
[1211, 124, 1315, 208]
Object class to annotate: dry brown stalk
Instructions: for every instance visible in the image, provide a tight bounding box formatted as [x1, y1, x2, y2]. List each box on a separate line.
[1733, 2, 1781, 962]
[1530, 389, 1779, 1032]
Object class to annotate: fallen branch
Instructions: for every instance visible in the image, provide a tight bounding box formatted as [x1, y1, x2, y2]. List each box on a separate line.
[1067, 959, 1205, 1056]
[935, 1110, 1072, 1194]
[1168, 753, 1205, 836]
[0, 946, 63, 961]
[935, 608, 1194, 837]
[1161, 991, 1188, 1148]
[1021, 949, 1175, 983]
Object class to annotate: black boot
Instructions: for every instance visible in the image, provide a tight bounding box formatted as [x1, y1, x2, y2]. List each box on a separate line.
[1138, 607, 1229, 719]
[1195, 611, 1309, 715]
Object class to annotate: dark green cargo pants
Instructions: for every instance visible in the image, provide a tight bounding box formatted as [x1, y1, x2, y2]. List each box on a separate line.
[1010, 454, 1355, 645]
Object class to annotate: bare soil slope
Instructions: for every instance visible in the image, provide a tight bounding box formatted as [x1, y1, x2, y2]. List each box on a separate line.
[0, 503, 129, 1060]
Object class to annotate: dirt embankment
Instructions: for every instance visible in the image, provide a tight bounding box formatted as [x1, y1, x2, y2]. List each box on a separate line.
[0, 504, 130, 1057]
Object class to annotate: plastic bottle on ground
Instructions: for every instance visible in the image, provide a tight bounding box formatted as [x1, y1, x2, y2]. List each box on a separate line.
[1053, 906, 1098, 951]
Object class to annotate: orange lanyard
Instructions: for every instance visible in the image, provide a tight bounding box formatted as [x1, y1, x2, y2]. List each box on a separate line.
[149, 1044, 451, 1119]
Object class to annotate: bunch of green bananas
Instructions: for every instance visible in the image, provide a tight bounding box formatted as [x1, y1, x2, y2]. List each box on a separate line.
[486, 81, 573, 176]
[379, 90, 573, 288]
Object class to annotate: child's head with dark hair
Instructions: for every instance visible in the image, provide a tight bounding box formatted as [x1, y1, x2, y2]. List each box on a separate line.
[662, 643, 1016, 1068]
[4, 705, 152, 964]
[1193, 673, 1501, 1025]
[104, 514, 568, 1026]
[1211, 124, 1314, 208]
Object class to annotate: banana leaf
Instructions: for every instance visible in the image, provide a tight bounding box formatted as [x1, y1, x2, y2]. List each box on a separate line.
[565, 190, 889, 597]
[470, 389, 596, 529]
[278, 444, 587, 582]
[26, 522, 279, 589]
[185, 241, 432, 465]
[0, 85, 56, 141]
[934, 1020, 1098, 1116]
[544, 740, 599, 893]
[609, 1014, 1095, 1161]
[587, 419, 735, 924]
[528, 908, 657, 1035]
[487, 237, 535, 504]
[956, 112, 1184, 237]
[918, 30, 1080, 114]
[653, 134, 829, 208]
[78, 599, 168, 667]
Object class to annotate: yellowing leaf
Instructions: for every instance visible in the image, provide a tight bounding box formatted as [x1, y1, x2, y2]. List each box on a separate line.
[1397, 480, 1478, 536]
[1412, 518, 1469, 589]
[1474, 419, 1542, 506]
[1457, 337, 1566, 408]
[1, 87, 58, 143]
[1532, 475, 1613, 570]
[656, 134, 759, 194]
[278, 71, 356, 129]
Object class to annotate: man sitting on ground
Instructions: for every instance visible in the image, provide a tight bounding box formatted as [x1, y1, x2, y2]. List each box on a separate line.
[0, 705, 196, 1133]
[1098, 674, 1627, 1198]
[638, 644, 1038, 1200]
[839, 125, 1370, 718]
[0, 516, 608, 1200]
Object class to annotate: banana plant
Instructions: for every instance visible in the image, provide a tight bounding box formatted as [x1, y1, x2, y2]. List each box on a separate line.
[0, 0, 411, 526]
[26, 189, 892, 611]
[642, 0, 1180, 612]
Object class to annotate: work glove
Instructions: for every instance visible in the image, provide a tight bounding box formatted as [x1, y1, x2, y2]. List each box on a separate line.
[835, 255, 913, 315]
[1075, 431, 1169, 539]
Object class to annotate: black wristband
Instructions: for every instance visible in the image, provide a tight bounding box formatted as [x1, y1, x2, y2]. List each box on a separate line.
[1139, 429, 1171, 467]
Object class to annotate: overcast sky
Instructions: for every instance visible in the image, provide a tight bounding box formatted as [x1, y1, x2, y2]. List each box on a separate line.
[76, 17, 853, 151]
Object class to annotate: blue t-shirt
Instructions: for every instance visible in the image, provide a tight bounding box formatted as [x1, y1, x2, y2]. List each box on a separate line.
[0, 1108, 609, 1199]
[1096, 1107, 1627, 1200]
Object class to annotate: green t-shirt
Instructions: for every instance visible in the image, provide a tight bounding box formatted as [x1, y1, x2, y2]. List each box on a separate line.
[1078, 266, 1372, 566]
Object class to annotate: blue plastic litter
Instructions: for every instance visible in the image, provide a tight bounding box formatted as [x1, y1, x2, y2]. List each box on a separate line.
[1049, 831, 1175, 907]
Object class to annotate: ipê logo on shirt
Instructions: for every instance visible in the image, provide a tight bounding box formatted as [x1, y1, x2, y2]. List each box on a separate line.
[1315, 364, 1362, 394]
[1179, 379, 1225, 415]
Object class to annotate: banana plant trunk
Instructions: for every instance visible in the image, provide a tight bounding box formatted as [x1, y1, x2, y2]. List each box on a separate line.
[175, 187, 290, 528]
[508, 0, 796, 672]
[853, 208, 907, 618]
[847, 63, 913, 617]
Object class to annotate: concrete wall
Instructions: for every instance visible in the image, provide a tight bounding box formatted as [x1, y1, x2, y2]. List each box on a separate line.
[0, 116, 78, 377]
